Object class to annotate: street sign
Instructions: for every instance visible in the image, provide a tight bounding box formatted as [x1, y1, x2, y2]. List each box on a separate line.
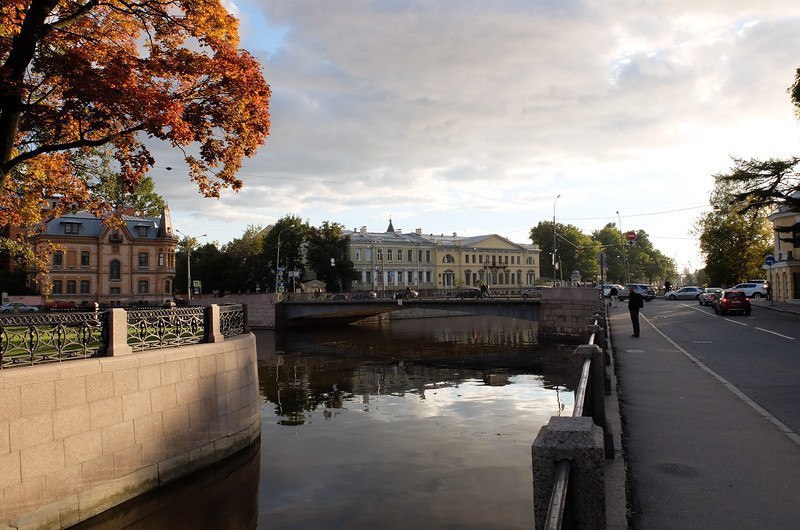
[765, 255, 776, 267]
[625, 231, 637, 241]
[626, 240, 636, 246]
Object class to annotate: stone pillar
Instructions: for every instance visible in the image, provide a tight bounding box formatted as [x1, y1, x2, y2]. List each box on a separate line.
[574, 343, 613, 457]
[205, 304, 224, 343]
[105, 308, 133, 356]
[532, 416, 605, 529]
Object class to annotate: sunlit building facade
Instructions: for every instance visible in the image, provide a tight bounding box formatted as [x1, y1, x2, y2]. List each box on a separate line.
[767, 201, 800, 303]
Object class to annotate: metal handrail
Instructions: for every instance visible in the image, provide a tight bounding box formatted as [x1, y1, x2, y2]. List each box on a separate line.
[543, 313, 604, 529]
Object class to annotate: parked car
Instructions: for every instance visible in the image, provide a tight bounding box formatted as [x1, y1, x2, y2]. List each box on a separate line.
[620, 284, 655, 301]
[732, 282, 768, 298]
[45, 300, 77, 310]
[452, 287, 486, 299]
[0, 302, 40, 313]
[665, 286, 704, 300]
[599, 284, 624, 298]
[351, 290, 378, 300]
[521, 286, 548, 299]
[393, 289, 418, 300]
[699, 288, 723, 306]
[327, 293, 348, 301]
[713, 289, 751, 315]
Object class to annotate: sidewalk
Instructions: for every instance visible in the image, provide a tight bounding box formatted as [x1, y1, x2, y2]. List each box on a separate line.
[606, 302, 800, 529]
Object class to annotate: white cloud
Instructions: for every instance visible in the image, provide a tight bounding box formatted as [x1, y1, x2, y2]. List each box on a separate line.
[153, 1, 800, 271]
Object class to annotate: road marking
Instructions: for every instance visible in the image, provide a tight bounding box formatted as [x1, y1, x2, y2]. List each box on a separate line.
[724, 318, 747, 326]
[640, 313, 800, 447]
[755, 327, 796, 340]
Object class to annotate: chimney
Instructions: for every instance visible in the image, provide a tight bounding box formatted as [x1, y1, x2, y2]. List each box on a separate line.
[360, 226, 367, 235]
[453, 232, 457, 237]
[415, 228, 422, 235]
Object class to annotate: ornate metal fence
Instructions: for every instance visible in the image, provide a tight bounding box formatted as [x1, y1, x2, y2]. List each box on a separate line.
[126, 307, 206, 351]
[0, 312, 107, 369]
[219, 304, 246, 337]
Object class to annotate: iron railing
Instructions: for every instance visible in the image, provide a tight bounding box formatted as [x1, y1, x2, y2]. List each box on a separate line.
[126, 307, 205, 351]
[220, 304, 247, 337]
[0, 311, 107, 369]
[543, 313, 603, 530]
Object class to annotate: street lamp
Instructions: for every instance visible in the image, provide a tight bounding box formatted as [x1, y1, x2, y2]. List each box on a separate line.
[274, 228, 288, 294]
[175, 229, 206, 302]
[553, 194, 561, 285]
[616, 210, 630, 284]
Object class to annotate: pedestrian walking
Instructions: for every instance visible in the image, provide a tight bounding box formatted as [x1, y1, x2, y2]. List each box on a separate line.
[765, 281, 772, 300]
[628, 285, 644, 337]
[609, 285, 619, 308]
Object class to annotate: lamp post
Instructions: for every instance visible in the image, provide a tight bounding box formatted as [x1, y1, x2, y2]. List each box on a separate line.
[274, 228, 288, 294]
[175, 230, 206, 302]
[553, 194, 561, 285]
[616, 210, 630, 284]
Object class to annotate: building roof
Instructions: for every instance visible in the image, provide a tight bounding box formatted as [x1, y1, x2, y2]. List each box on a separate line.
[40, 209, 174, 241]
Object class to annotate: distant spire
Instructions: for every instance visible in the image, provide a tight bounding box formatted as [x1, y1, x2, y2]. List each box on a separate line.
[386, 217, 395, 233]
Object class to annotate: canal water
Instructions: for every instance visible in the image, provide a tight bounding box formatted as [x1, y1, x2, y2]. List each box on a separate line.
[73, 315, 577, 529]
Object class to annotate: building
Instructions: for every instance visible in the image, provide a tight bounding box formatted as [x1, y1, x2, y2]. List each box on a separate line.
[345, 221, 540, 294]
[767, 200, 800, 303]
[30, 208, 178, 306]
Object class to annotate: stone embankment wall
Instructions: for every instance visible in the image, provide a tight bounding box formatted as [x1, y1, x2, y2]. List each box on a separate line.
[538, 287, 604, 342]
[195, 293, 279, 329]
[0, 333, 260, 529]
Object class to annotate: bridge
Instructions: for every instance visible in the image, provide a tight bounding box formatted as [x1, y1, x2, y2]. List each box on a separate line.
[277, 298, 542, 326]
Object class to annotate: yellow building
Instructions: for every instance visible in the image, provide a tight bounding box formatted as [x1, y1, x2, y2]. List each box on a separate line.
[767, 202, 800, 303]
[31, 208, 178, 307]
[346, 221, 540, 294]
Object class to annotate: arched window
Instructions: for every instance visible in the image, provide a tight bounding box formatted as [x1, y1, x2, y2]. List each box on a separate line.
[110, 259, 121, 281]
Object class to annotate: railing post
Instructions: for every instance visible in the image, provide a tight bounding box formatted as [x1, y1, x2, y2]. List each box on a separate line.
[532, 416, 606, 529]
[574, 343, 613, 457]
[106, 308, 133, 357]
[205, 304, 224, 343]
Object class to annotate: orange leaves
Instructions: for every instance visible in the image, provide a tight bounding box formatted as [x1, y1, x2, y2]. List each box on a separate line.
[1, 0, 271, 213]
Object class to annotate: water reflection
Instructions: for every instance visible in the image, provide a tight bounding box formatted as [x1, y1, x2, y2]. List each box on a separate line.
[258, 316, 577, 529]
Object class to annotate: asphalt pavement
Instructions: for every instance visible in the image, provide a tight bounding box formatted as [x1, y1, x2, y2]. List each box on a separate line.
[607, 298, 800, 529]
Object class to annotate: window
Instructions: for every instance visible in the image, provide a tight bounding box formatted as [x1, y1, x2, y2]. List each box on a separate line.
[138, 280, 149, 294]
[80, 280, 90, 294]
[110, 259, 121, 281]
[355, 249, 361, 261]
[54, 250, 63, 267]
[365, 271, 372, 283]
[387, 249, 393, 261]
[64, 223, 80, 234]
[53, 280, 63, 294]
[110, 229, 122, 242]
[138, 252, 149, 268]
[137, 226, 148, 237]
[407, 271, 413, 283]
[465, 255, 470, 264]
[426, 250, 431, 262]
[407, 250, 413, 262]
[365, 249, 372, 261]
[158, 252, 164, 267]
[67, 280, 76, 294]
[397, 250, 403, 262]
[479, 255, 484, 264]
[377, 249, 383, 261]
[110, 287, 121, 295]
[81, 251, 90, 267]
[164, 279, 171, 294]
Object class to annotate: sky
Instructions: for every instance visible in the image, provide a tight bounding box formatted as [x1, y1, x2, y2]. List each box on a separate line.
[150, 1, 800, 272]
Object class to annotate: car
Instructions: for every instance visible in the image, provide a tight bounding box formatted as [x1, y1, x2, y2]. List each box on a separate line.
[0, 302, 40, 313]
[665, 286, 704, 300]
[351, 291, 378, 300]
[620, 284, 655, 301]
[45, 300, 77, 310]
[393, 289, 418, 300]
[713, 289, 751, 315]
[732, 282, 768, 298]
[452, 287, 488, 299]
[521, 286, 548, 299]
[599, 284, 624, 298]
[327, 293, 348, 301]
[699, 288, 723, 306]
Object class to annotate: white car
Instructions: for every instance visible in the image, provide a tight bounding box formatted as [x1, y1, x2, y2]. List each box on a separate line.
[732, 282, 768, 298]
[0, 302, 40, 313]
[665, 286, 704, 300]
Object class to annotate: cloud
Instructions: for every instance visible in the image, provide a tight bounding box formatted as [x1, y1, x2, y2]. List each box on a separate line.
[152, 0, 800, 270]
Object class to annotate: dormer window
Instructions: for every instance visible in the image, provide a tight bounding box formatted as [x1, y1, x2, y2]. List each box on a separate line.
[137, 226, 148, 237]
[63, 222, 80, 235]
[110, 229, 122, 242]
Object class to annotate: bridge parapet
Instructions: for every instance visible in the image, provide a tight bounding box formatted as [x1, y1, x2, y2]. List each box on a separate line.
[537, 287, 604, 342]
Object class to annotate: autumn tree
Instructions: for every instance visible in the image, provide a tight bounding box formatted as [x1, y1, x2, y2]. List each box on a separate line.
[0, 0, 271, 232]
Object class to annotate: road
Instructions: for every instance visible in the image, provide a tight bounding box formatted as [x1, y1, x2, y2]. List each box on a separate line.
[642, 297, 800, 439]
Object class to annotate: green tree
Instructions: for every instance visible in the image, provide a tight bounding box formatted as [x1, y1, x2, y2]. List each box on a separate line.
[697, 177, 773, 286]
[305, 221, 358, 292]
[263, 215, 312, 292]
[531, 221, 598, 281]
[221, 224, 266, 293]
[592, 223, 626, 283]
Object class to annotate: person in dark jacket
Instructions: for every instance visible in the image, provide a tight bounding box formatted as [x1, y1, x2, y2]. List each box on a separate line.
[628, 285, 644, 337]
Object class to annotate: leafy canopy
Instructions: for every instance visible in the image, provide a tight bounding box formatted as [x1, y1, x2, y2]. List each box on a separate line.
[0, 0, 271, 229]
